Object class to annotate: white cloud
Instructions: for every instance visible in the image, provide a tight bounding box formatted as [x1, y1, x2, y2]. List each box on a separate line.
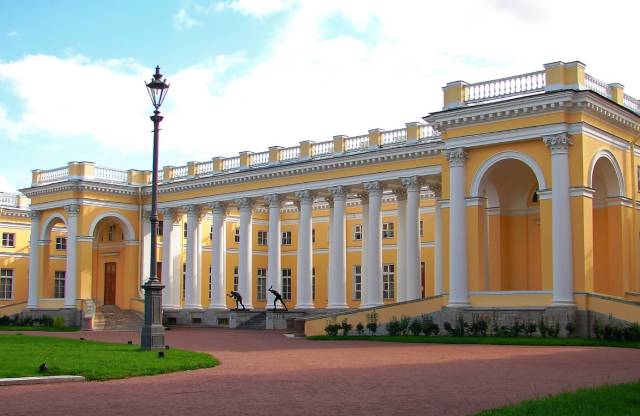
[226, 0, 297, 17]
[172, 8, 201, 30]
[2, 0, 640, 172]
[7, 31, 18, 38]
[0, 175, 15, 192]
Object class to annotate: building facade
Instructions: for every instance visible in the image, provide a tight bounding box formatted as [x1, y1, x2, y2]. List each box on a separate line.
[1, 60, 640, 330]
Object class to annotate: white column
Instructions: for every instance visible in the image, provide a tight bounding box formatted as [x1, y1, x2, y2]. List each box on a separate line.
[184, 205, 203, 309]
[209, 202, 227, 309]
[27, 211, 41, 309]
[236, 197, 254, 309]
[359, 194, 369, 308]
[161, 208, 180, 308]
[170, 213, 182, 307]
[327, 186, 347, 308]
[445, 148, 469, 307]
[433, 186, 444, 296]
[394, 189, 407, 303]
[295, 190, 314, 309]
[140, 210, 151, 294]
[364, 181, 383, 307]
[403, 177, 421, 301]
[544, 134, 575, 305]
[264, 194, 282, 309]
[64, 204, 79, 308]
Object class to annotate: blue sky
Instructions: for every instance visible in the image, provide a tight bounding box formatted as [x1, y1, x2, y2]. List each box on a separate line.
[1, 0, 640, 192]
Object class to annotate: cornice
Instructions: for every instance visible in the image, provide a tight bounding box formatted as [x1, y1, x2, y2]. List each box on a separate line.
[21, 180, 142, 199]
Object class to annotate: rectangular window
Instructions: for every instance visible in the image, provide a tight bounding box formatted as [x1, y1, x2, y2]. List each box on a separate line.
[182, 263, 186, 301]
[108, 225, 116, 241]
[55, 236, 67, 250]
[183, 222, 188, 239]
[157, 220, 163, 237]
[209, 225, 213, 241]
[257, 268, 267, 300]
[281, 231, 292, 245]
[54, 271, 66, 299]
[312, 229, 316, 243]
[208, 265, 212, 300]
[281, 269, 292, 300]
[2, 232, 15, 247]
[383, 263, 395, 300]
[421, 262, 426, 298]
[353, 224, 362, 241]
[312, 267, 316, 300]
[257, 230, 268, 246]
[0, 268, 13, 299]
[637, 166, 640, 193]
[420, 220, 424, 237]
[234, 228, 240, 243]
[353, 265, 362, 300]
[233, 267, 239, 292]
[382, 222, 394, 238]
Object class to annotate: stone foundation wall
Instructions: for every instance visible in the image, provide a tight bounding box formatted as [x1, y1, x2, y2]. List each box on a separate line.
[21, 308, 81, 327]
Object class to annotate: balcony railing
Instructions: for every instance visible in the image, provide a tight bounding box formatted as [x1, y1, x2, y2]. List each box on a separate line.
[0, 192, 18, 207]
[464, 70, 546, 105]
[95, 166, 128, 184]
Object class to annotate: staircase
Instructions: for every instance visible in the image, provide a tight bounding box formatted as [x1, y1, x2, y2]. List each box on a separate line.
[238, 312, 267, 330]
[93, 305, 144, 331]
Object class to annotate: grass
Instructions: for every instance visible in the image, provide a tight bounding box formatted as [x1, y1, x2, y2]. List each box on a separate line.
[0, 334, 218, 381]
[474, 380, 640, 415]
[307, 335, 640, 349]
[0, 325, 79, 332]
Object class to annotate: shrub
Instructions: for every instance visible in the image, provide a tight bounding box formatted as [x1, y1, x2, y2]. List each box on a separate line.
[398, 316, 411, 336]
[593, 319, 603, 339]
[408, 319, 422, 336]
[53, 316, 66, 329]
[565, 321, 576, 337]
[623, 323, 640, 342]
[324, 321, 340, 336]
[21, 316, 34, 327]
[469, 314, 490, 337]
[444, 319, 466, 337]
[0, 315, 10, 326]
[538, 318, 549, 338]
[511, 320, 525, 337]
[524, 321, 537, 337]
[386, 317, 402, 336]
[421, 315, 437, 336]
[603, 323, 624, 341]
[547, 321, 561, 338]
[356, 322, 365, 336]
[366, 311, 378, 335]
[340, 319, 352, 336]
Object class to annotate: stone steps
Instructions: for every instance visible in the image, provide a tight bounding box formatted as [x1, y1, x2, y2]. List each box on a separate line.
[93, 306, 143, 331]
[238, 312, 266, 330]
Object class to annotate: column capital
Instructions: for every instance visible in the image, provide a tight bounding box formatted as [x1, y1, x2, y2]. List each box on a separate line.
[294, 190, 313, 204]
[392, 188, 407, 201]
[401, 176, 421, 192]
[30, 210, 41, 220]
[263, 194, 281, 208]
[208, 201, 227, 215]
[363, 181, 382, 197]
[444, 148, 468, 167]
[328, 186, 347, 201]
[543, 133, 572, 153]
[185, 204, 205, 219]
[235, 197, 254, 210]
[64, 204, 80, 217]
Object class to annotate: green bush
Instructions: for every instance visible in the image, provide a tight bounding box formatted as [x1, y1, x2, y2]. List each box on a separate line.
[340, 319, 352, 336]
[421, 315, 438, 336]
[524, 321, 537, 337]
[356, 322, 365, 336]
[565, 321, 576, 337]
[511, 320, 525, 337]
[53, 316, 66, 329]
[366, 311, 378, 335]
[386, 317, 402, 336]
[398, 316, 411, 336]
[469, 314, 490, 337]
[408, 318, 422, 336]
[623, 323, 640, 342]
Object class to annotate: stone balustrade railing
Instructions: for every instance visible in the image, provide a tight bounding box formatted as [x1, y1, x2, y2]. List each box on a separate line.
[0, 192, 29, 208]
[464, 70, 546, 104]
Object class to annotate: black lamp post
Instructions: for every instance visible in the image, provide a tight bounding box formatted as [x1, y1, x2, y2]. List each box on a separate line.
[141, 66, 169, 350]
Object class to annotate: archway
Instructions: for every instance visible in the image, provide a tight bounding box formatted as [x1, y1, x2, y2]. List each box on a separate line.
[39, 213, 68, 302]
[473, 156, 544, 291]
[89, 215, 138, 309]
[590, 151, 625, 296]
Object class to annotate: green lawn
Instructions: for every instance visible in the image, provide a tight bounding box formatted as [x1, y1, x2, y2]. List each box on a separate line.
[474, 381, 640, 415]
[0, 325, 79, 332]
[308, 335, 640, 349]
[0, 334, 218, 381]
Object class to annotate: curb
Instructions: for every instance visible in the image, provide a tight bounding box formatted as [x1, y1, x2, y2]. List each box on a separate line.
[0, 375, 85, 386]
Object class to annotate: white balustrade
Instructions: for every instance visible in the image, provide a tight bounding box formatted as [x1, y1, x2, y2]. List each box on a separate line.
[584, 73, 612, 99]
[418, 124, 437, 140]
[95, 166, 128, 183]
[222, 156, 240, 170]
[250, 151, 269, 166]
[311, 140, 334, 156]
[344, 134, 369, 151]
[465, 71, 545, 104]
[157, 170, 164, 182]
[279, 146, 300, 161]
[38, 166, 69, 184]
[0, 193, 18, 207]
[623, 94, 640, 113]
[172, 165, 188, 178]
[197, 161, 213, 175]
[381, 128, 407, 145]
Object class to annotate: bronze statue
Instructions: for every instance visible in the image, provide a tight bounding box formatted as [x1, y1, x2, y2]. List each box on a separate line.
[268, 286, 288, 311]
[227, 291, 246, 310]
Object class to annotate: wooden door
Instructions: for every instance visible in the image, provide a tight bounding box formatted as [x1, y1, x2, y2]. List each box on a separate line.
[104, 262, 116, 305]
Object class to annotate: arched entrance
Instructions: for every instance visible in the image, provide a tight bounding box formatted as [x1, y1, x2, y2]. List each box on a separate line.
[472, 153, 545, 291]
[590, 151, 625, 296]
[88, 213, 138, 309]
[39, 213, 68, 304]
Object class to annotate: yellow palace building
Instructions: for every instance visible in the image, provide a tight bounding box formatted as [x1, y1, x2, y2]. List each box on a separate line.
[1, 60, 639, 334]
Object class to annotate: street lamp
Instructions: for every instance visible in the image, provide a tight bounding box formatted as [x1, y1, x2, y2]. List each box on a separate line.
[141, 66, 170, 350]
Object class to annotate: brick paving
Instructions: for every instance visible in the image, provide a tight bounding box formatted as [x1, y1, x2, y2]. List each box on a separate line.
[1, 328, 639, 415]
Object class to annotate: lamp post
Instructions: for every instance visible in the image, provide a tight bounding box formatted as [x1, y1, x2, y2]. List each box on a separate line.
[141, 66, 170, 350]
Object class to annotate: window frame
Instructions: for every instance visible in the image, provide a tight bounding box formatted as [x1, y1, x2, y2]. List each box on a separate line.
[353, 265, 362, 300]
[257, 230, 268, 246]
[281, 268, 292, 300]
[383, 263, 395, 300]
[55, 236, 67, 250]
[2, 232, 15, 248]
[54, 270, 66, 299]
[234, 228, 240, 243]
[281, 231, 292, 245]
[0, 268, 14, 300]
[256, 268, 267, 300]
[353, 224, 362, 241]
[233, 266, 239, 292]
[382, 222, 395, 239]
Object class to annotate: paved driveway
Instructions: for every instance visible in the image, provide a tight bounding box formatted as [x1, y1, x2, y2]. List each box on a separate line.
[2, 329, 640, 415]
